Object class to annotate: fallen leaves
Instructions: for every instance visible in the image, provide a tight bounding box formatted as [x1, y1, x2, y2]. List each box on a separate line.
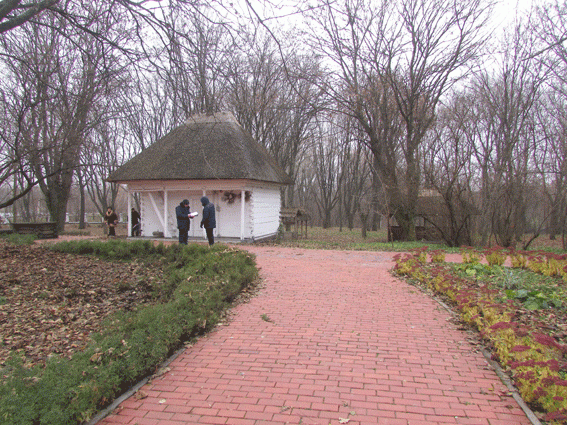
[134, 390, 148, 400]
[0, 240, 160, 368]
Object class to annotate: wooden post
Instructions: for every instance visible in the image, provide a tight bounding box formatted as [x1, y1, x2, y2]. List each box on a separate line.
[163, 190, 169, 238]
[241, 189, 245, 241]
[127, 188, 132, 237]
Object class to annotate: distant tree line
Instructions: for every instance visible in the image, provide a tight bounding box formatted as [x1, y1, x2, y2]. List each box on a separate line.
[1, 0, 566, 248]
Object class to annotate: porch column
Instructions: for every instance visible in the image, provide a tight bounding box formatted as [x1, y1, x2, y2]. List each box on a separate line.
[163, 190, 169, 238]
[240, 190, 245, 241]
[202, 190, 207, 238]
[127, 188, 132, 237]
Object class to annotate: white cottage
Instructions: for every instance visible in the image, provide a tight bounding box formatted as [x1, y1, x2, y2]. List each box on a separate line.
[108, 112, 293, 242]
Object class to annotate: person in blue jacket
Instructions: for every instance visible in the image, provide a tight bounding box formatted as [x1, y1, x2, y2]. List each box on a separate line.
[200, 196, 216, 246]
[175, 199, 193, 244]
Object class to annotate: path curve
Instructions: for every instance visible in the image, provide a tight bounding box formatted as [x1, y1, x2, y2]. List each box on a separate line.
[98, 246, 532, 425]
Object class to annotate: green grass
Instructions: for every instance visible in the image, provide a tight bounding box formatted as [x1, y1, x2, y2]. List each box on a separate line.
[273, 227, 452, 251]
[270, 226, 566, 253]
[0, 233, 37, 245]
[59, 229, 92, 236]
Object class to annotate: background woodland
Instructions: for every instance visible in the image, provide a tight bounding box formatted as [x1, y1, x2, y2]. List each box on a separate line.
[1, 0, 567, 248]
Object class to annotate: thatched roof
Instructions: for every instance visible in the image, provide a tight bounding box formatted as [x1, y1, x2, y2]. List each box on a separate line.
[108, 112, 293, 185]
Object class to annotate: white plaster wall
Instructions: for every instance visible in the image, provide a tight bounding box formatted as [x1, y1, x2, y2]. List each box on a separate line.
[251, 187, 281, 239]
[216, 197, 241, 238]
[140, 192, 164, 237]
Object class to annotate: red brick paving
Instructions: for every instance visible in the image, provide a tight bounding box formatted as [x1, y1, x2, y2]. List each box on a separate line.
[97, 247, 532, 425]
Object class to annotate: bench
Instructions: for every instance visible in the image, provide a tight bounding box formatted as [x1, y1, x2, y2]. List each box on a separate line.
[11, 222, 59, 239]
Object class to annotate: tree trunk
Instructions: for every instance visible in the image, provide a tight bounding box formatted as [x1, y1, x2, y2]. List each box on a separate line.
[322, 210, 332, 229]
[44, 171, 74, 233]
[394, 209, 416, 241]
[549, 206, 559, 240]
[77, 167, 86, 229]
[360, 213, 368, 239]
[370, 173, 381, 231]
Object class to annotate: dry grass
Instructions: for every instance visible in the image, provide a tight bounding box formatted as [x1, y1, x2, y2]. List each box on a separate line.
[60, 222, 129, 238]
[277, 226, 567, 252]
[59, 223, 566, 252]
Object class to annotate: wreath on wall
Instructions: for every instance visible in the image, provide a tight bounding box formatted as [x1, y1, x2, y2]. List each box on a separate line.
[220, 191, 251, 204]
[222, 191, 238, 204]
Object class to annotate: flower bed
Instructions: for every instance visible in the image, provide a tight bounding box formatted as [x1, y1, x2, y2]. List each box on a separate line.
[393, 248, 567, 424]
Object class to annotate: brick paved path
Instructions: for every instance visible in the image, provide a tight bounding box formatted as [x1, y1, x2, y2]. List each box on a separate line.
[98, 247, 532, 425]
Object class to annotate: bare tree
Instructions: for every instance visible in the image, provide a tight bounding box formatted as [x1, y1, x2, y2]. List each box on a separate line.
[0, 83, 58, 211]
[336, 117, 372, 232]
[0, 0, 59, 34]
[533, 0, 567, 82]
[470, 21, 546, 247]
[531, 0, 567, 246]
[422, 92, 478, 246]
[0, 0, 233, 220]
[228, 33, 324, 206]
[154, 6, 232, 120]
[1, 3, 128, 231]
[310, 118, 342, 228]
[304, 0, 491, 240]
[533, 91, 567, 246]
[121, 73, 174, 158]
[0, 0, 206, 41]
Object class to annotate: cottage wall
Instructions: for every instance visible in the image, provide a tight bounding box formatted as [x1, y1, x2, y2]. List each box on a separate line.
[251, 186, 281, 239]
[140, 191, 164, 237]
[129, 179, 279, 241]
[216, 196, 241, 238]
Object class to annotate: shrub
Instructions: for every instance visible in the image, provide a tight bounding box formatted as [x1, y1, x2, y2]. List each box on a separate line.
[510, 250, 528, 268]
[461, 247, 482, 264]
[49, 239, 160, 261]
[408, 246, 428, 263]
[0, 233, 37, 245]
[485, 247, 507, 266]
[430, 249, 446, 263]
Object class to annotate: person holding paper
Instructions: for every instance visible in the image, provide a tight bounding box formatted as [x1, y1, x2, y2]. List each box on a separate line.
[175, 199, 194, 244]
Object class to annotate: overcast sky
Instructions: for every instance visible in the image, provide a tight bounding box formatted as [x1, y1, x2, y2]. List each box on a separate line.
[492, 0, 537, 28]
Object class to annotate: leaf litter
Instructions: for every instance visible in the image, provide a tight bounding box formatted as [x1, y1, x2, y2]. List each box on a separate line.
[0, 240, 160, 368]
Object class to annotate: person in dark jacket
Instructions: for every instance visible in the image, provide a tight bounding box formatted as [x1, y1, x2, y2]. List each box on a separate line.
[131, 208, 141, 237]
[175, 199, 193, 244]
[200, 196, 216, 246]
[104, 207, 118, 237]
